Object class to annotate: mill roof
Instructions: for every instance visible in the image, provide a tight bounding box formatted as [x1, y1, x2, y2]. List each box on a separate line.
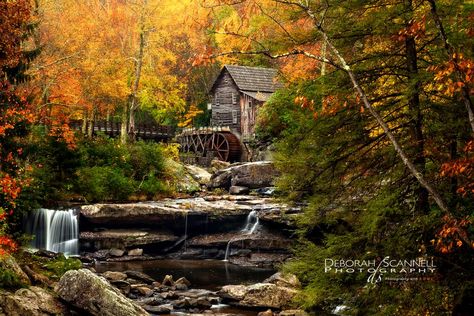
[211, 65, 282, 94]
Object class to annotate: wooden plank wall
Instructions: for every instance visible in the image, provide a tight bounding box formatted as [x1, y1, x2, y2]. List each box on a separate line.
[240, 94, 262, 139]
[210, 71, 241, 132]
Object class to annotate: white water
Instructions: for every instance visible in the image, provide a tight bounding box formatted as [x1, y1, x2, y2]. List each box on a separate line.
[224, 210, 260, 261]
[25, 208, 79, 256]
[241, 210, 260, 234]
[184, 211, 189, 252]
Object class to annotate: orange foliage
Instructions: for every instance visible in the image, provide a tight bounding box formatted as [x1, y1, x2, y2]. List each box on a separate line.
[0, 0, 31, 70]
[432, 215, 473, 254]
[440, 141, 474, 197]
[396, 17, 426, 41]
[428, 53, 474, 97]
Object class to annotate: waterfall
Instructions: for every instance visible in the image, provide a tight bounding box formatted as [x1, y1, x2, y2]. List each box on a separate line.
[224, 210, 260, 261]
[241, 210, 259, 234]
[183, 211, 188, 252]
[25, 208, 79, 256]
[223, 239, 232, 262]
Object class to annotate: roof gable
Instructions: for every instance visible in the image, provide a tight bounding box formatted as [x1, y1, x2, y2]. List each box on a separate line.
[211, 65, 282, 93]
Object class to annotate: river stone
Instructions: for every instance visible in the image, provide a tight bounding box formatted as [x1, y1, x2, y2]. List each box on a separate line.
[175, 277, 191, 287]
[258, 309, 274, 316]
[143, 304, 173, 314]
[124, 271, 156, 284]
[239, 283, 297, 309]
[162, 275, 174, 286]
[127, 248, 143, 256]
[0, 286, 67, 316]
[110, 280, 131, 295]
[55, 269, 148, 316]
[109, 248, 125, 257]
[219, 283, 297, 309]
[135, 287, 153, 297]
[103, 271, 127, 281]
[229, 186, 249, 195]
[263, 272, 301, 289]
[279, 310, 308, 316]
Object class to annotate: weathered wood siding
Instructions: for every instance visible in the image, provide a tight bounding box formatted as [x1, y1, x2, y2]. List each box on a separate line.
[240, 94, 262, 139]
[210, 71, 241, 133]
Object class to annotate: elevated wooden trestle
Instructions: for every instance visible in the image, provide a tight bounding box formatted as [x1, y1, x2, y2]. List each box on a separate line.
[70, 120, 174, 142]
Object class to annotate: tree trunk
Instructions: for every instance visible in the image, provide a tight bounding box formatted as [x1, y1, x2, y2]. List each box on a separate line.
[120, 102, 128, 144]
[128, 0, 147, 141]
[82, 111, 87, 134]
[405, 0, 429, 212]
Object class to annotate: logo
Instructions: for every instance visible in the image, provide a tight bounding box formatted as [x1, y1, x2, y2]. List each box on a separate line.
[324, 256, 437, 283]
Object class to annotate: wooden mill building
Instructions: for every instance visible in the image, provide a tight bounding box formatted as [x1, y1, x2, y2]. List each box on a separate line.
[209, 65, 282, 139]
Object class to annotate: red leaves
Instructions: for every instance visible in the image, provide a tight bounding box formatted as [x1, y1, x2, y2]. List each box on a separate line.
[0, 0, 31, 70]
[428, 54, 474, 97]
[397, 17, 426, 42]
[433, 215, 473, 254]
[0, 235, 17, 257]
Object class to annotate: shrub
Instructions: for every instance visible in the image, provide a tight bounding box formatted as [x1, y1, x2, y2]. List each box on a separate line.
[75, 166, 136, 202]
[42, 254, 82, 279]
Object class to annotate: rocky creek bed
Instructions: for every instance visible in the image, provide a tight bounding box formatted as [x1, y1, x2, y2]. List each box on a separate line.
[0, 252, 306, 316]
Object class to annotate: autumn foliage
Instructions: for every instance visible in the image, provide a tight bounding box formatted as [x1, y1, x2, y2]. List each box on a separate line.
[0, 0, 33, 256]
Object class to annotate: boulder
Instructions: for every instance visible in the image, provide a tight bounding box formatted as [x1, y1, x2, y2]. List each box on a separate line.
[109, 248, 125, 257]
[263, 273, 301, 289]
[0, 286, 67, 316]
[209, 162, 279, 190]
[184, 165, 212, 185]
[229, 186, 249, 195]
[218, 285, 247, 301]
[219, 283, 298, 309]
[0, 256, 30, 286]
[124, 271, 156, 284]
[240, 283, 297, 309]
[208, 169, 233, 189]
[55, 269, 148, 316]
[127, 248, 144, 256]
[102, 271, 127, 281]
[230, 162, 278, 189]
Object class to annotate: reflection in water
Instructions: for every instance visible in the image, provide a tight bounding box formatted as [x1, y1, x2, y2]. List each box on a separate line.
[94, 259, 275, 290]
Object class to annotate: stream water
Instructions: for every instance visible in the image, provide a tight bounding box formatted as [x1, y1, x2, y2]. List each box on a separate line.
[93, 259, 275, 290]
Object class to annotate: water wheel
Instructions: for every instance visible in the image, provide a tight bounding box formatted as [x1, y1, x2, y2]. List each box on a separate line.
[207, 132, 241, 162]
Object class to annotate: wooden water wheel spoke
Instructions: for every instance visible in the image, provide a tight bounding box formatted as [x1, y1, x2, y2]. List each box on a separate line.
[208, 133, 230, 161]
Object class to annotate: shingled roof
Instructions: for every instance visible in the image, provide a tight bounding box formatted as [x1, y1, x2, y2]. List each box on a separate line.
[211, 65, 282, 93]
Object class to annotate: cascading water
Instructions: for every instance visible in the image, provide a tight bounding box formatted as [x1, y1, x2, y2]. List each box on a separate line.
[241, 209, 260, 234]
[24, 208, 79, 256]
[184, 211, 189, 252]
[224, 210, 260, 261]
